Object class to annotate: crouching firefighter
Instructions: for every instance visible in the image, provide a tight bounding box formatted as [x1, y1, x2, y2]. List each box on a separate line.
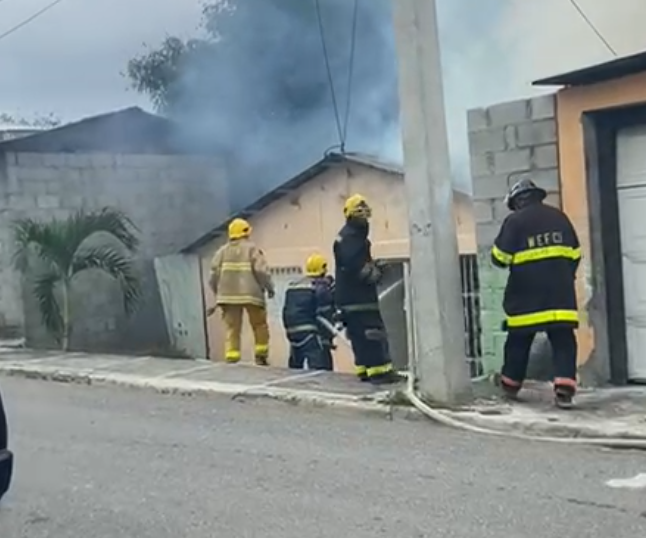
[0, 385, 13, 502]
[208, 218, 275, 366]
[283, 253, 335, 371]
[492, 178, 581, 408]
[334, 194, 400, 385]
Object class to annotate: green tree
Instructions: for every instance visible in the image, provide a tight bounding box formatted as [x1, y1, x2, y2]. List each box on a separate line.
[11, 208, 141, 350]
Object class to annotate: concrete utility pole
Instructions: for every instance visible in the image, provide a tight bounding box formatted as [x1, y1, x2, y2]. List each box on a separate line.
[391, 0, 472, 403]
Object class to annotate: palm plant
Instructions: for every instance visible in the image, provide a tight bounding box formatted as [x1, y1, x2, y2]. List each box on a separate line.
[12, 207, 142, 350]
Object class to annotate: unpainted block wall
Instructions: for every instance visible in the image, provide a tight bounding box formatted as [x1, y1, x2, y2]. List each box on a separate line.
[0, 152, 227, 352]
[467, 94, 562, 374]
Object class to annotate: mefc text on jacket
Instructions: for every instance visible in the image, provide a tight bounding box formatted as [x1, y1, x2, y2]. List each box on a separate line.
[491, 203, 582, 332]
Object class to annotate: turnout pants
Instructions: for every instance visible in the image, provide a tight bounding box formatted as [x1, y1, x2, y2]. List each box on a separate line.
[0, 389, 12, 501]
[501, 327, 578, 394]
[287, 334, 333, 371]
[220, 304, 270, 364]
[343, 310, 393, 380]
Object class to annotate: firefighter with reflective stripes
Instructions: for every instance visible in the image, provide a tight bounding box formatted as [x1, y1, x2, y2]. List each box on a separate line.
[283, 253, 335, 371]
[333, 194, 400, 385]
[492, 178, 581, 408]
[208, 218, 275, 365]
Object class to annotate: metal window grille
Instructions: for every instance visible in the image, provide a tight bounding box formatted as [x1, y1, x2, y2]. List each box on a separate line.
[459, 254, 483, 377]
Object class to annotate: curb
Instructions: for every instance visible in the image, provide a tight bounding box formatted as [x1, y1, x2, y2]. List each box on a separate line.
[0, 364, 424, 422]
[3, 364, 646, 441]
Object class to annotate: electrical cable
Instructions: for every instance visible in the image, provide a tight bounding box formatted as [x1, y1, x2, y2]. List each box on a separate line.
[314, 0, 344, 151]
[567, 0, 617, 57]
[314, 0, 360, 154]
[341, 0, 359, 148]
[0, 0, 65, 43]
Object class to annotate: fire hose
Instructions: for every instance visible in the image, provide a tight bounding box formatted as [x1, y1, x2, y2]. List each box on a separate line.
[317, 285, 646, 449]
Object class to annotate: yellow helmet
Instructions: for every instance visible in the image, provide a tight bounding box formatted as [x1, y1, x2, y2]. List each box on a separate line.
[305, 253, 327, 277]
[228, 218, 252, 240]
[343, 193, 372, 219]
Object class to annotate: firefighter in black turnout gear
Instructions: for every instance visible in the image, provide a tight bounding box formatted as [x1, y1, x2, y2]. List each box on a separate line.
[334, 194, 399, 385]
[283, 253, 335, 371]
[492, 178, 581, 408]
[0, 385, 13, 502]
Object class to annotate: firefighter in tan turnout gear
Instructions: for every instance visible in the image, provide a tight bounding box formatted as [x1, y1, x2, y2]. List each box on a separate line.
[208, 218, 275, 365]
[491, 178, 581, 408]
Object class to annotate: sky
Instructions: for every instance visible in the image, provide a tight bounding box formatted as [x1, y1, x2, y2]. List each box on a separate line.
[1, 0, 646, 194]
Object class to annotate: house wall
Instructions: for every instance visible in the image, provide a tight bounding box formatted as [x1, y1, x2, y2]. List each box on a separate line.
[467, 94, 562, 375]
[556, 71, 646, 383]
[196, 161, 476, 373]
[0, 151, 227, 352]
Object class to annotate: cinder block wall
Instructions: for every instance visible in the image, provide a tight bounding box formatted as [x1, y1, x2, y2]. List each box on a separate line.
[0, 152, 227, 352]
[466, 94, 562, 374]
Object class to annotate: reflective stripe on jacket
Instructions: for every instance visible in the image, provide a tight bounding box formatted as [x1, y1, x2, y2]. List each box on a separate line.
[491, 203, 581, 331]
[209, 238, 274, 307]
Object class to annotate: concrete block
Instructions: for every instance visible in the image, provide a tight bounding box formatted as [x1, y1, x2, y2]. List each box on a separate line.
[90, 153, 115, 168]
[41, 153, 67, 167]
[530, 94, 556, 120]
[487, 99, 529, 126]
[473, 174, 509, 199]
[469, 153, 493, 177]
[468, 128, 506, 154]
[493, 149, 531, 174]
[516, 119, 557, 147]
[8, 194, 36, 210]
[65, 154, 94, 168]
[37, 195, 60, 209]
[467, 107, 489, 132]
[533, 144, 558, 169]
[504, 125, 517, 149]
[16, 153, 44, 167]
[532, 169, 560, 192]
[473, 200, 494, 223]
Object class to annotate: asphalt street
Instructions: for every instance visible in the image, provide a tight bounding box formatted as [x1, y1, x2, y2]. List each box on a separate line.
[1, 377, 645, 537]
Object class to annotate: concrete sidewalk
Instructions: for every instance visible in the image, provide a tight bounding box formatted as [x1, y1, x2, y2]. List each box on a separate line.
[1, 346, 646, 440]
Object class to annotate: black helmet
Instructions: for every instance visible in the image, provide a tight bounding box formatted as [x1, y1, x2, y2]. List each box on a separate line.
[505, 178, 546, 210]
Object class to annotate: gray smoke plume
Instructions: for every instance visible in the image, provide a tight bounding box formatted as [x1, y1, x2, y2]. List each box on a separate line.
[162, 0, 400, 209]
[153, 0, 644, 207]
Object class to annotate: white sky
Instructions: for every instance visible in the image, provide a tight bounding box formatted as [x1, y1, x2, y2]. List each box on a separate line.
[0, 0, 203, 121]
[1, 0, 646, 127]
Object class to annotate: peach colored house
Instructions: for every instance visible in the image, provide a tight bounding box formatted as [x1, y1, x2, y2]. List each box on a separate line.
[180, 152, 476, 374]
[533, 50, 646, 385]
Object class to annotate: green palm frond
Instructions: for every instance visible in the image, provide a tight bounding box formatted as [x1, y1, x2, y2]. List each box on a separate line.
[71, 245, 142, 315]
[62, 207, 140, 257]
[11, 217, 69, 272]
[32, 270, 64, 341]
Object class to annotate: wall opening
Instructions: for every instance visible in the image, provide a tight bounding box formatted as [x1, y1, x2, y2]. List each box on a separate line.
[460, 254, 483, 377]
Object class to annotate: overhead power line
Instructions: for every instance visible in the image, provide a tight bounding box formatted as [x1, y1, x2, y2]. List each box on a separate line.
[0, 0, 66, 43]
[314, 0, 360, 154]
[567, 0, 617, 57]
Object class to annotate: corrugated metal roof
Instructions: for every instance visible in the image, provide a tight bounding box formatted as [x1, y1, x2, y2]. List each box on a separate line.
[181, 152, 469, 253]
[532, 50, 646, 87]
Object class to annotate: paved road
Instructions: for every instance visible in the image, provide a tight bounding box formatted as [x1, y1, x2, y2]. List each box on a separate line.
[1, 377, 645, 537]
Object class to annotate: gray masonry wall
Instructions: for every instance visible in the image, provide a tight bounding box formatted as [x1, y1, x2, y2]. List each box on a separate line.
[0, 152, 227, 352]
[467, 93, 562, 375]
